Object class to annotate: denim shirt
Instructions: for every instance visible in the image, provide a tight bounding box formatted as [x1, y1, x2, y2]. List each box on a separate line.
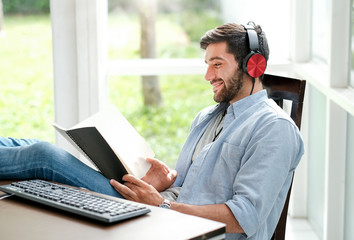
[174, 90, 304, 240]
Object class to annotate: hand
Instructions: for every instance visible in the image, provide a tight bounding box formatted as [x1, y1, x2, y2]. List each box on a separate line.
[141, 158, 177, 192]
[110, 175, 164, 206]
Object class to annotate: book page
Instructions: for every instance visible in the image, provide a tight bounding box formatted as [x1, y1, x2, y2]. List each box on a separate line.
[71, 105, 154, 178]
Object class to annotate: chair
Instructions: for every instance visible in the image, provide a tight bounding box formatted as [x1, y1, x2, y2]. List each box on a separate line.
[262, 73, 306, 240]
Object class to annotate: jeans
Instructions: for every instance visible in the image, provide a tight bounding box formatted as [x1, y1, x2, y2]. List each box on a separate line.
[0, 137, 122, 198]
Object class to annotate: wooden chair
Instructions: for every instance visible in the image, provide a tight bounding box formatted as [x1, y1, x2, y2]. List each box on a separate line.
[262, 73, 306, 240]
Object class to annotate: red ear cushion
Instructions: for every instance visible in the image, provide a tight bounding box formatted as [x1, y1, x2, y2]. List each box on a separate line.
[246, 54, 267, 78]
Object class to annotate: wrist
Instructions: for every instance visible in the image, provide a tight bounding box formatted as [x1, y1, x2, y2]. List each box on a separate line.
[158, 199, 171, 209]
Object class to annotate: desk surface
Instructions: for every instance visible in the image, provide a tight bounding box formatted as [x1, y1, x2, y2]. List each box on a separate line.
[0, 180, 225, 240]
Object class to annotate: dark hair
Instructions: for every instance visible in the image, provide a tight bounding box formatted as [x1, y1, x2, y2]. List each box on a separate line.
[200, 23, 270, 74]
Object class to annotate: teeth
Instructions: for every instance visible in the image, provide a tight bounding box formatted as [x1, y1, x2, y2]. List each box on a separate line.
[211, 81, 223, 87]
[212, 82, 222, 87]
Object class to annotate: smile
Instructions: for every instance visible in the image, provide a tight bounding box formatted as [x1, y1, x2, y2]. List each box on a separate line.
[211, 80, 224, 92]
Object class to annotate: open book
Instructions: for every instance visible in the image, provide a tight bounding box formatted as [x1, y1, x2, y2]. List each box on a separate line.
[53, 105, 154, 183]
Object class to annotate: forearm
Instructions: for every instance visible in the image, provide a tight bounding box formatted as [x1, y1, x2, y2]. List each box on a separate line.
[111, 175, 244, 233]
[170, 202, 244, 233]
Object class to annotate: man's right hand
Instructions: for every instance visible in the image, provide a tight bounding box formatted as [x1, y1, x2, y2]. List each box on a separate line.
[141, 158, 177, 192]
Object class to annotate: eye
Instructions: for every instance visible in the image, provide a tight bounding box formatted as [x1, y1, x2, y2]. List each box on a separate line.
[214, 63, 221, 67]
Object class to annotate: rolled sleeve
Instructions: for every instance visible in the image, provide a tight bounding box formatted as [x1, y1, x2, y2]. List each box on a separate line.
[226, 195, 259, 237]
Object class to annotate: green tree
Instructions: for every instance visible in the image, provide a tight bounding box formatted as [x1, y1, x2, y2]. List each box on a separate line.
[3, 0, 49, 14]
[139, 0, 162, 106]
[0, 0, 3, 32]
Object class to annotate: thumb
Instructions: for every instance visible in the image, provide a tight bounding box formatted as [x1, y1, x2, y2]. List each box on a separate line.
[146, 157, 160, 165]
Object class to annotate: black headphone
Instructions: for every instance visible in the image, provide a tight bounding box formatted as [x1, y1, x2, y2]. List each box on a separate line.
[242, 24, 267, 78]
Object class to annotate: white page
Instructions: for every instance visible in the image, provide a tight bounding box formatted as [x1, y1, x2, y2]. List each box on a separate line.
[70, 105, 154, 178]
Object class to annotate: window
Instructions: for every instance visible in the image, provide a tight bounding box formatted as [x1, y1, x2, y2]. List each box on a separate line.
[107, 0, 222, 60]
[221, 0, 291, 62]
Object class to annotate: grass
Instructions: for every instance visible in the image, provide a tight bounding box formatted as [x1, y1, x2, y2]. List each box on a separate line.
[0, 14, 216, 168]
[0, 15, 54, 141]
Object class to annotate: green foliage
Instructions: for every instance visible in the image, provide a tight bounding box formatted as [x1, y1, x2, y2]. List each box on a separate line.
[0, 15, 54, 142]
[180, 10, 223, 42]
[107, 0, 222, 57]
[109, 75, 214, 168]
[3, 0, 50, 14]
[180, 0, 221, 12]
[107, 13, 206, 59]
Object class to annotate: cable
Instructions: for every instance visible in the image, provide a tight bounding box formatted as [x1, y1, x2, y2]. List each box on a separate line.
[250, 78, 255, 95]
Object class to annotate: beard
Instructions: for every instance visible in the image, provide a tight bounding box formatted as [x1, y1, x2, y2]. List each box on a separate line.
[213, 69, 244, 103]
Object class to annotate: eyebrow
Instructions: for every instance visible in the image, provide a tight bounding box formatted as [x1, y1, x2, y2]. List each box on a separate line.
[204, 56, 225, 64]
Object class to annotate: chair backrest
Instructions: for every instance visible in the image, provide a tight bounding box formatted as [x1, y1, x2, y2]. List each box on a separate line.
[262, 73, 306, 240]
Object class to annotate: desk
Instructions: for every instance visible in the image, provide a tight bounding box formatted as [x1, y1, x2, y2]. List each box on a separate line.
[0, 180, 225, 240]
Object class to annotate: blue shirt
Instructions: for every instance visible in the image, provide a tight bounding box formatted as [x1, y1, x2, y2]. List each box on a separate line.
[174, 90, 304, 240]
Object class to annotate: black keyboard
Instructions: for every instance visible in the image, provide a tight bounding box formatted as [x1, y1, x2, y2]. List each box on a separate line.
[0, 179, 150, 223]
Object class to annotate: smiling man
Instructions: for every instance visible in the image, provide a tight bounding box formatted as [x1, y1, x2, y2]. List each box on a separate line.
[0, 23, 303, 240]
[110, 23, 304, 240]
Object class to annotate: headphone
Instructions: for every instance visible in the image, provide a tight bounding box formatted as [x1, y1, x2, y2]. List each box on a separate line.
[242, 24, 267, 78]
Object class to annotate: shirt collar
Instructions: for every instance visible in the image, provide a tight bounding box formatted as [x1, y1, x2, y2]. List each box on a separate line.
[220, 90, 268, 129]
[227, 89, 268, 116]
[208, 89, 268, 116]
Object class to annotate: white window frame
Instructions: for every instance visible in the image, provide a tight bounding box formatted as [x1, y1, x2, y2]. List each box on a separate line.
[50, 0, 108, 151]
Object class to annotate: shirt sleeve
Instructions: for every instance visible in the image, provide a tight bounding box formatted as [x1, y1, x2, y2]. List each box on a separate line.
[225, 118, 304, 237]
[160, 186, 182, 201]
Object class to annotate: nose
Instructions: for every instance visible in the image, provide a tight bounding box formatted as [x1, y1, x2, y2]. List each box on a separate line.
[205, 66, 216, 82]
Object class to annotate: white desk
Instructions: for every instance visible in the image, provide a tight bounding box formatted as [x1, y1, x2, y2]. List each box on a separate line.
[0, 180, 225, 240]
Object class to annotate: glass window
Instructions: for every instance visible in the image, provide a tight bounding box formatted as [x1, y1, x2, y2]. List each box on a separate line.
[0, 14, 54, 141]
[108, 0, 223, 60]
[107, 0, 292, 62]
[221, 0, 291, 62]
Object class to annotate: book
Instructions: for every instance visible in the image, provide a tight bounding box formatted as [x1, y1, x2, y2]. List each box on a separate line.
[53, 105, 154, 183]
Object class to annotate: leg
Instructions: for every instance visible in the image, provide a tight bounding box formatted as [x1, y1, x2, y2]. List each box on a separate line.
[0, 137, 41, 147]
[0, 138, 122, 198]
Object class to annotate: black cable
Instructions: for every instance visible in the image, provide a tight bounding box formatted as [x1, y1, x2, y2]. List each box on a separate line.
[250, 78, 255, 95]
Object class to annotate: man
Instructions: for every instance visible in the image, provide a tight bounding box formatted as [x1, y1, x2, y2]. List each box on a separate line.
[110, 23, 303, 239]
[0, 23, 304, 239]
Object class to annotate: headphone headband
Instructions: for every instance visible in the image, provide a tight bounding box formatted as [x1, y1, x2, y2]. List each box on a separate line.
[243, 25, 259, 51]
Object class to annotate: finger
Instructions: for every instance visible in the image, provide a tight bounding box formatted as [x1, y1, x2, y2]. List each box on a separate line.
[124, 182, 141, 192]
[123, 174, 148, 187]
[110, 179, 136, 199]
[146, 157, 162, 166]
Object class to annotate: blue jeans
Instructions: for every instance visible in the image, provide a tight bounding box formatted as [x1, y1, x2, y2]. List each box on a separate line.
[0, 137, 122, 198]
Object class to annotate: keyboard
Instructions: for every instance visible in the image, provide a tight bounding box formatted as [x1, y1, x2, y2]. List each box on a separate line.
[0, 179, 150, 223]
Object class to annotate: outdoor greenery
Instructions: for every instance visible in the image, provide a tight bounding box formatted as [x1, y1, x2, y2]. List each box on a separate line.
[0, 15, 54, 141]
[0, 10, 221, 168]
[3, 0, 50, 14]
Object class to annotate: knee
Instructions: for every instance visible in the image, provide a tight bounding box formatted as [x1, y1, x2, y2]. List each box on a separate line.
[31, 141, 57, 155]
[30, 141, 71, 166]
